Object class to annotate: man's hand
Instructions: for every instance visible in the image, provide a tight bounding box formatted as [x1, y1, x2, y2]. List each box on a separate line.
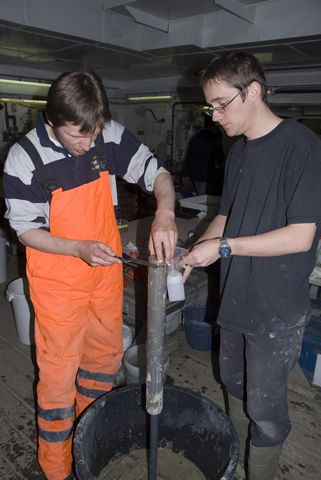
[19, 229, 121, 267]
[76, 240, 122, 267]
[149, 209, 178, 263]
[149, 172, 178, 263]
[178, 238, 221, 282]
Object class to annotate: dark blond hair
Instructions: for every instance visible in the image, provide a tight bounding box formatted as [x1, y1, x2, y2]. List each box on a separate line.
[200, 51, 268, 102]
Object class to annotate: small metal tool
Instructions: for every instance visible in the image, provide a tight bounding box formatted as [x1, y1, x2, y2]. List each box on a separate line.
[116, 254, 166, 269]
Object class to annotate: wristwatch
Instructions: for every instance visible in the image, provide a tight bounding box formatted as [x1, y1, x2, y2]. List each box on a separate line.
[219, 237, 232, 258]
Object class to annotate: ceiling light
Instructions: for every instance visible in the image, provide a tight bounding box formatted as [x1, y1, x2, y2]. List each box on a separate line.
[0, 78, 51, 88]
[127, 94, 173, 102]
[253, 52, 273, 63]
[0, 97, 47, 106]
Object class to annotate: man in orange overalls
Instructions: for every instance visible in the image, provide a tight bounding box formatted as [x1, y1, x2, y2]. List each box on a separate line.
[4, 71, 177, 480]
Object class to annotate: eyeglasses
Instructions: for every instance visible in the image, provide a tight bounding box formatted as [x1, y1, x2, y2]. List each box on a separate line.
[202, 86, 247, 117]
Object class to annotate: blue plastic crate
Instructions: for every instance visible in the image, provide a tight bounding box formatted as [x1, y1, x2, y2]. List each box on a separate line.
[310, 298, 321, 318]
[184, 305, 215, 352]
[299, 315, 321, 385]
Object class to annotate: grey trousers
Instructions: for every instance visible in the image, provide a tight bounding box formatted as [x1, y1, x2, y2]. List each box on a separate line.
[219, 325, 305, 447]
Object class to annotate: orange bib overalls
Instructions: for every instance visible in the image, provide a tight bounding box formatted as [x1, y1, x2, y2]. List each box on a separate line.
[26, 170, 123, 479]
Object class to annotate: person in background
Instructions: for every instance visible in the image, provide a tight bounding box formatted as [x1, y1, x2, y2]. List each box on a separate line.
[181, 125, 225, 196]
[179, 51, 321, 480]
[3, 71, 177, 480]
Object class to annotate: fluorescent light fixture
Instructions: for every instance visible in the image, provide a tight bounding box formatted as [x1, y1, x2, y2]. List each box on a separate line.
[200, 105, 213, 115]
[0, 78, 51, 88]
[0, 97, 47, 106]
[253, 52, 273, 63]
[127, 94, 173, 102]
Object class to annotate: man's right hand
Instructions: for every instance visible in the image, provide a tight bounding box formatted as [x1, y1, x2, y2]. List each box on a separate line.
[76, 240, 121, 267]
[177, 237, 221, 282]
[19, 229, 121, 267]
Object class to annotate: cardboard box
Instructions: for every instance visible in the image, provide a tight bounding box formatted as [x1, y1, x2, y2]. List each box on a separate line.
[122, 268, 208, 335]
[179, 195, 221, 215]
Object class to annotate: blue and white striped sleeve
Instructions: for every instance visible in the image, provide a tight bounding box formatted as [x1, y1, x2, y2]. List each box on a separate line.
[103, 120, 170, 193]
[3, 142, 50, 237]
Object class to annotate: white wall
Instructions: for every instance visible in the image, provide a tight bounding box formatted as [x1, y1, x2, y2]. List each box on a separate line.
[0, 101, 176, 168]
[111, 102, 174, 167]
[0, 103, 40, 163]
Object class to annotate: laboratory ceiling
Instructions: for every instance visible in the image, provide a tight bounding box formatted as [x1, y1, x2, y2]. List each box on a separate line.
[1, 0, 321, 108]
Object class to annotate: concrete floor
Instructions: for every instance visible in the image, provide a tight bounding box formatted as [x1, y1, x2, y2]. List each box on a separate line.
[1, 244, 321, 480]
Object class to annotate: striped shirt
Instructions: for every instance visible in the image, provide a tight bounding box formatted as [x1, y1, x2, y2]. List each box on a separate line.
[4, 113, 168, 237]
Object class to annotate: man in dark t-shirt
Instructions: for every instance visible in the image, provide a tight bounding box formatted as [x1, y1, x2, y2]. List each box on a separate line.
[180, 52, 321, 480]
[181, 127, 225, 195]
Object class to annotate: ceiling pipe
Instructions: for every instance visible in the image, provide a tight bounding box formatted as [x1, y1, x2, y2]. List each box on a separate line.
[214, 0, 256, 23]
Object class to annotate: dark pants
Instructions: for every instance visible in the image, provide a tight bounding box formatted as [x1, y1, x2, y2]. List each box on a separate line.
[219, 325, 305, 447]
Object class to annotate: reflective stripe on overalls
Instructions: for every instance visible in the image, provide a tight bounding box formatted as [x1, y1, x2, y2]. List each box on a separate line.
[26, 170, 123, 480]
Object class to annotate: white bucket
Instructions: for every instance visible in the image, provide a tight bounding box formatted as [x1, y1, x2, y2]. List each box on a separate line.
[5, 277, 35, 346]
[122, 323, 133, 352]
[123, 344, 169, 385]
[0, 237, 8, 284]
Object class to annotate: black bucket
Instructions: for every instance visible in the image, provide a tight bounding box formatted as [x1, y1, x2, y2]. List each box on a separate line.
[73, 384, 239, 480]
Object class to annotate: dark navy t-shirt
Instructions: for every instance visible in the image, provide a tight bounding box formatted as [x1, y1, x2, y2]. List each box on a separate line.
[217, 119, 321, 335]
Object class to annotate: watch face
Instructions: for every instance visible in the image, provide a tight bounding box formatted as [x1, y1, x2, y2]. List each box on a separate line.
[220, 246, 231, 257]
[219, 239, 231, 257]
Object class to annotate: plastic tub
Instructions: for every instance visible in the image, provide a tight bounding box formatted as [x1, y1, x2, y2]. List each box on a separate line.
[73, 384, 239, 480]
[123, 344, 169, 384]
[0, 237, 8, 284]
[5, 277, 35, 345]
[122, 323, 133, 352]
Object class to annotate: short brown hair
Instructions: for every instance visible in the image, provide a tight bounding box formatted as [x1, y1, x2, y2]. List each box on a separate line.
[200, 51, 268, 102]
[45, 71, 111, 133]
